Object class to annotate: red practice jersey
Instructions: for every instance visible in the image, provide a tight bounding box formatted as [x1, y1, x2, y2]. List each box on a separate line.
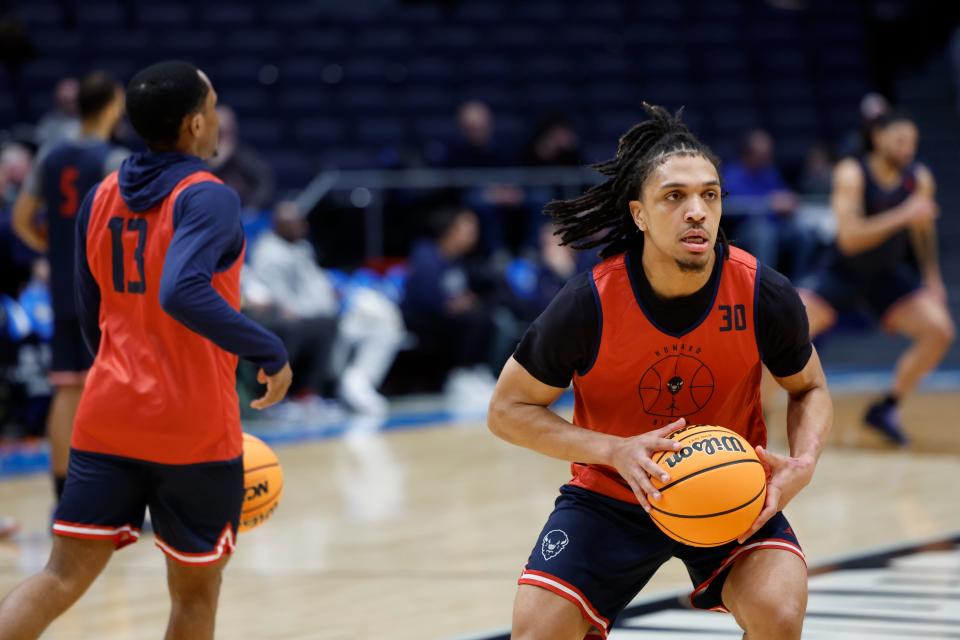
[73, 170, 244, 465]
[570, 246, 765, 503]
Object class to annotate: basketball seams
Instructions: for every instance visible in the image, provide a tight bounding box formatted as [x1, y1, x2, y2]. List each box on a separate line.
[649, 484, 765, 519]
[657, 459, 763, 493]
[244, 462, 280, 474]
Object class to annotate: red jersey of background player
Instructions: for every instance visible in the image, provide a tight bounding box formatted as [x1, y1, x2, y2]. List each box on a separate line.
[73, 153, 288, 465]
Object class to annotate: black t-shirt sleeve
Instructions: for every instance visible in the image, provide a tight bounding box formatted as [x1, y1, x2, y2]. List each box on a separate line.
[757, 264, 813, 377]
[513, 272, 599, 388]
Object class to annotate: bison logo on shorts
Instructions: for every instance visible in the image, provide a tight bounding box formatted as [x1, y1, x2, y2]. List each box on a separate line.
[541, 529, 569, 561]
[638, 354, 715, 418]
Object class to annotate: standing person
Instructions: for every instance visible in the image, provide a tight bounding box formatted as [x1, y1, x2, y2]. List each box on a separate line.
[801, 110, 953, 445]
[488, 104, 832, 639]
[12, 71, 128, 505]
[0, 61, 291, 640]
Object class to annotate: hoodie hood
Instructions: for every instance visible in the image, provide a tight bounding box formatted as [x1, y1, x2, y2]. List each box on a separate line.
[118, 152, 210, 212]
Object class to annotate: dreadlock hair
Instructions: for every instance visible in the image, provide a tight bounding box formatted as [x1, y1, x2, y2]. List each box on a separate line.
[547, 102, 727, 259]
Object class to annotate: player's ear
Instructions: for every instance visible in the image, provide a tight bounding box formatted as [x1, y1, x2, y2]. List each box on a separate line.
[629, 200, 646, 232]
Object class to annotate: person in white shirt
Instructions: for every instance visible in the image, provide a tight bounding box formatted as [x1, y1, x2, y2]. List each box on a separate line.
[249, 201, 404, 414]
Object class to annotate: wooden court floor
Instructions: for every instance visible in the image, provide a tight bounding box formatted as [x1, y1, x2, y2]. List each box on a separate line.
[0, 389, 957, 639]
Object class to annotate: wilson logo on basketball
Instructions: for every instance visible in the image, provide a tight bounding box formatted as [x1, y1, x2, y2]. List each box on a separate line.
[245, 481, 269, 501]
[664, 435, 747, 469]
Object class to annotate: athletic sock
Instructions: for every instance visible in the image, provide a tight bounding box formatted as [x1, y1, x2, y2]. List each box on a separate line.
[881, 393, 899, 408]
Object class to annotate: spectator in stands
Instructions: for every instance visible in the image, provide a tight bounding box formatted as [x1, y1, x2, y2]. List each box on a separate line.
[35, 78, 80, 147]
[506, 223, 579, 323]
[799, 143, 835, 197]
[522, 115, 583, 168]
[249, 201, 403, 415]
[209, 105, 275, 211]
[402, 207, 498, 405]
[446, 100, 535, 261]
[0, 142, 32, 209]
[721, 129, 815, 279]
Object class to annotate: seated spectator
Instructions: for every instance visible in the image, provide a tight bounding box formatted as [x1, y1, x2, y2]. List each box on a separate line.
[210, 105, 275, 211]
[248, 201, 403, 415]
[35, 78, 80, 147]
[505, 223, 580, 323]
[721, 129, 816, 279]
[401, 207, 499, 405]
[443, 101, 542, 257]
[522, 115, 583, 167]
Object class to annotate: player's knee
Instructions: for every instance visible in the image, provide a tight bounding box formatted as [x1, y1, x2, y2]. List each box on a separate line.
[741, 594, 804, 639]
[168, 570, 222, 608]
[923, 317, 955, 352]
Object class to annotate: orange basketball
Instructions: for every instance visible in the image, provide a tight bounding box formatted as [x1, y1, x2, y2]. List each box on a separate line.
[240, 433, 284, 533]
[649, 425, 766, 547]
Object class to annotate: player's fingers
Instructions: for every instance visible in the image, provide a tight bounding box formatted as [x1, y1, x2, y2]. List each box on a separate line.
[634, 472, 662, 504]
[651, 437, 682, 452]
[638, 457, 670, 484]
[739, 503, 777, 543]
[624, 476, 651, 513]
[257, 369, 267, 384]
[653, 418, 685, 437]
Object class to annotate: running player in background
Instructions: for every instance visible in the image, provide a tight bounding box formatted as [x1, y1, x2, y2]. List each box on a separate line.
[12, 71, 128, 505]
[801, 110, 954, 445]
[0, 61, 291, 640]
[489, 104, 832, 640]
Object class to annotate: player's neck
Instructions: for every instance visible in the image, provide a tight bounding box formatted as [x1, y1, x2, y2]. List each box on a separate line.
[640, 245, 715, 299]
[867, 152, 902, 184]
[79, 118, 112, 142]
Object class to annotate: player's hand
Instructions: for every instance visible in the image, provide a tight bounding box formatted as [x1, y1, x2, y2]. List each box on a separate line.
[737, 446, 814, 543]
[250, 363, 293, 410]
[903, 195, 938, 225]
[608, 418, 685, 513]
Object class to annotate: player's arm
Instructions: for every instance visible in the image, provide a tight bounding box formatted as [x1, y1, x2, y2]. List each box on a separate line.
[740, 268, 834, 541]
[832, 158, 937, 256]
[158, 183, 291, 408]
[74, 185, 102, 355]
[487, 277, 682, 512]
[735, 348, 833, 543]
[11, 190, 47, 253]
[908, 166, 945, 299]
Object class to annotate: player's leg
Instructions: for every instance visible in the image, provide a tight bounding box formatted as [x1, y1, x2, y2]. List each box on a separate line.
[0, 534, 113, 640]
[884, 292, 955, 400]
[865, 275, 955, 444]
[721, 548, 807, 640]
[163, 554, 230, 640]
[514, 486, 673, 639]
[45, 384, 82, 501]
[148, 456, 243, 640]
[680, 512, 805, 639]
[1, 447, 151, 638]
[47, 318, 91, 503]
[512, 585, 591, 640]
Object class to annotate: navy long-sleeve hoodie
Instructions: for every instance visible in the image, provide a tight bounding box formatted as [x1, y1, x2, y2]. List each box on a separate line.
[74, 152, 287, 374]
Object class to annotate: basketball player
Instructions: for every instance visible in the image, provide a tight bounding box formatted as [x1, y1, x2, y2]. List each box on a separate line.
[801, 110, 953, 445]
[12, 71, 128, 505]
[0, 61, 291, 640]
[488, 105, 833, 640]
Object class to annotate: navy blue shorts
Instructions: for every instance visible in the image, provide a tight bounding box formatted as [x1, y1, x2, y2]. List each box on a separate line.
[802, 265, 921, 324]
[49, 316, 93, 385]
[53, 449, 243, 565]
[519, 485, 803, 638]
